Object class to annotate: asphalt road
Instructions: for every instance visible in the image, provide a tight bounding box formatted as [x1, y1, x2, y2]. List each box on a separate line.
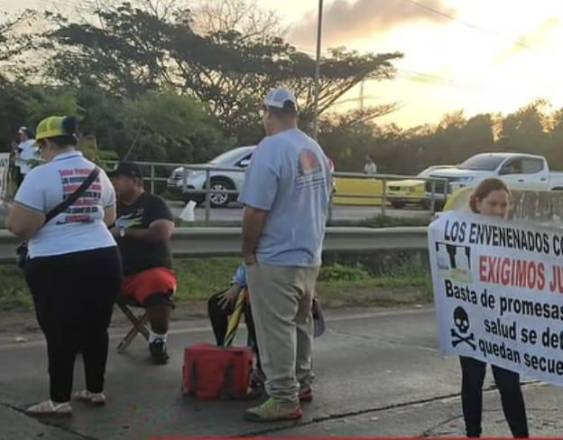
[2, 307, 562, 439]
[171, 204, 431, 223]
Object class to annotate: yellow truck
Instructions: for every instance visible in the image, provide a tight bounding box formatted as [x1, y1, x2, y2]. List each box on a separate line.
[386, 165, 454, 209]
[332, 177, 384, 206]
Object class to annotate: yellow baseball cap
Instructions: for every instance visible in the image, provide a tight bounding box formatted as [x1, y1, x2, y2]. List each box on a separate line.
[35, 116, 68, 141]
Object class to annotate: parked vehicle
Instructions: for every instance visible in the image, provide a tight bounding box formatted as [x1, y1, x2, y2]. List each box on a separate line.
[168, 146, 336, 208]
[167, 146, 255, 208]
[425, 153, 563, 207]
[386, 165, 454, 209]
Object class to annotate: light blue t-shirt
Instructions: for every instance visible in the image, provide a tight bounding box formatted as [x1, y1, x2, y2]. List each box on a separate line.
[238, 128, 332, 267]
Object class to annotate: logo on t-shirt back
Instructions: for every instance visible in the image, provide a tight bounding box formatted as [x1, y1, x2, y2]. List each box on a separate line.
[56, 168, 102, 224]
[297, 149, 325, 189]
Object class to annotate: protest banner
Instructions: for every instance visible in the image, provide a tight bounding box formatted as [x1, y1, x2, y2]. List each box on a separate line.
[430, 211, 563, 385]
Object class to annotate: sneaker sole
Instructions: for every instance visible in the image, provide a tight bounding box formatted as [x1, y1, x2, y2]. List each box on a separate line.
[244, 409, 303, 422]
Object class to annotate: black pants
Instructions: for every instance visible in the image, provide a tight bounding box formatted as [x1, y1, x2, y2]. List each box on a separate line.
[460, 356, 528, 438]
[25, 246, 122, 403]
[207, 290, 261, 371]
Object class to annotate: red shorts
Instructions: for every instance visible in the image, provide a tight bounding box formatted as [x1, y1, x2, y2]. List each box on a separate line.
[122, 267, 177, 306]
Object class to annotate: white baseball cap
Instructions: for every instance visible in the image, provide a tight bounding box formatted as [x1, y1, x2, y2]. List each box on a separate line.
[263, 87, 298, 111]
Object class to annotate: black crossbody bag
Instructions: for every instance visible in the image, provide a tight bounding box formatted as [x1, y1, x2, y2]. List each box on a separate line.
[16, 167, 101, 269]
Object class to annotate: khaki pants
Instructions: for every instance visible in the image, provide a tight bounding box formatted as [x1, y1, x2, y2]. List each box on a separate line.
[247, 263, 320, 404]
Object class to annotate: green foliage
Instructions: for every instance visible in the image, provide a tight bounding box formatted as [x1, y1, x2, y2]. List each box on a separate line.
[4, 1, 563, 174]
[0, 266, 32, 311]
[0, 78, 27, 151]
[37, 1, 401, 143]
[23, 87, 79, 126]
[321, 108, 496, 174]
[318, 263, 371, 282]
[120, 91, 228, 163]
[0, 83, 228, 165]
[174, 257, 241, 301]
[0, 258, 432, 311]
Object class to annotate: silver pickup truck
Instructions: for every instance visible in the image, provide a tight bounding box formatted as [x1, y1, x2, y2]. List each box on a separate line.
[426, 153, 563, 206]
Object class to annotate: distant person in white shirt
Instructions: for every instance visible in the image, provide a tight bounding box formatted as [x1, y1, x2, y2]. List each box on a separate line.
[16, 126, 38, 185]
[364, 155, 377, 175]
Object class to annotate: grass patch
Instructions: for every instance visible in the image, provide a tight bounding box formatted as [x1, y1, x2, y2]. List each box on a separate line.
[317, 262, 432, 307]
[0, 266, 33, 311]
[318, 263, 371, 282]
[175, 258, 240, 300]
[0, 258, 433, 312]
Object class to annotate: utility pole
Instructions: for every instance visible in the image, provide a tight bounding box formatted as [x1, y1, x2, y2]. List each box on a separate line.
[313, 0, 324, 140]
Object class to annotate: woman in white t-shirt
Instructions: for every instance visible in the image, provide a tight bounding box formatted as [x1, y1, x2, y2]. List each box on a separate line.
[7, 116, 123, 416]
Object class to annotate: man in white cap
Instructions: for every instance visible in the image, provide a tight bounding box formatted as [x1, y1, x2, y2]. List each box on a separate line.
[239, 87, 332, 422]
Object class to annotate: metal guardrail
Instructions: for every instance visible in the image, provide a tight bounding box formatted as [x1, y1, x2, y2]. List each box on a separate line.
[0, 227, 429, 264]
[106, 160, 449, 224]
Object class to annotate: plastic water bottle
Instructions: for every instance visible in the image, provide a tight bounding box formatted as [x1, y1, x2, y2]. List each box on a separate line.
[180, 200, 196, 222]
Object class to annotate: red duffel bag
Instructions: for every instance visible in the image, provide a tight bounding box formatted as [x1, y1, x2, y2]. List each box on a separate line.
[182, 343, 253, 399]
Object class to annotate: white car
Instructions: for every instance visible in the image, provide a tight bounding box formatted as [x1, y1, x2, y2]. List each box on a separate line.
[167, 146, 256, 208]
[425, 153, 563, 205]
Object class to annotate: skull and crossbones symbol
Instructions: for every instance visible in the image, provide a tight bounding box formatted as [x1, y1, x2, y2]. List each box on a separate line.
[451, 306, 476, 350]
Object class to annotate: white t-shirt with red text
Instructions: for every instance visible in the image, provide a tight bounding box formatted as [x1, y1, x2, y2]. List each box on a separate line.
[14, 151, 116, 258]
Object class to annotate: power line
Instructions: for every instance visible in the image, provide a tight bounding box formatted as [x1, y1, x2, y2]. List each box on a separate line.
[396, 0, 531, 50]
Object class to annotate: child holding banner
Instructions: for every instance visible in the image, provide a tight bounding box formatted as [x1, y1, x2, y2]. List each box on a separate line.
[460, 178, 529, 438]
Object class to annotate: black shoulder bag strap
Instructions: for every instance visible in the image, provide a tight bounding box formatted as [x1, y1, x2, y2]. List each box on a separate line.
[45, 167, 101, 223]
[16, 167, 101, 269]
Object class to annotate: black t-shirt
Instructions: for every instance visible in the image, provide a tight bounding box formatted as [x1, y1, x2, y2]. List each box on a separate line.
[116, 192, 174, 276]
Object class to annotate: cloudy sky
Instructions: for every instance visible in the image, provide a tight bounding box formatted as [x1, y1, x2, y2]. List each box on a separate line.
[5, 0, 563, 127]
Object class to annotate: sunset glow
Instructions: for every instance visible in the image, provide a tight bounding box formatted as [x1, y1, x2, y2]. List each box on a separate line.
[5, 0, 563, 127]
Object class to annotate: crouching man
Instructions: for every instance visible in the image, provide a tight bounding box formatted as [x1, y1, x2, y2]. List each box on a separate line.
[109, 162, 176, 364]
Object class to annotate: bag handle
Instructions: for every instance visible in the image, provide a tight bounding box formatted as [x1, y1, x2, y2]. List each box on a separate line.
[44, 167, 100, 224]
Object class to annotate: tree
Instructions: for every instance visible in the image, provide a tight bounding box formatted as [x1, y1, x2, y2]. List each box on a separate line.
[498, 100, 549, 154]
[23, 86, 79, 125]
[44, 4, 176, 97]
[190, 0, 285, 42]
[118, 91, 229, 163]
[319, 110, 405, 172]
[0, 11, 36, 68]
[0, 78, 28, 150]
[41, 2, 402, 142]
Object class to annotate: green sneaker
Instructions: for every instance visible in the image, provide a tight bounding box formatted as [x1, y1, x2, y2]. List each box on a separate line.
[244, 398, 303, 422]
